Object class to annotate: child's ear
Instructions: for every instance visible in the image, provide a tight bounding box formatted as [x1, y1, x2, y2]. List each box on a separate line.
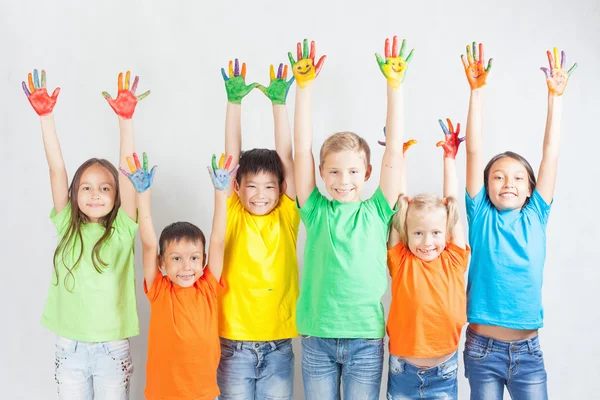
[158, 255, 166, 274]
[233, 178, 241, 194]
[319, 165, 324, 180]
[203, 253, 207, 266]
[364, 164, 373, 181]
[279, 181, 288, 195]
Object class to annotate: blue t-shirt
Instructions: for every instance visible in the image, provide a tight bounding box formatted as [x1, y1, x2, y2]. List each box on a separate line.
[466, 187, 551, 329]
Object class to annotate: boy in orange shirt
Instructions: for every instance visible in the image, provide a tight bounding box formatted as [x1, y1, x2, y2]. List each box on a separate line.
[120, 152, 236, 400]
[385, 119, 470, 400]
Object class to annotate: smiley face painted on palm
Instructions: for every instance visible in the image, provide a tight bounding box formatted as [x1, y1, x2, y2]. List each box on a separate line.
[382, 57, 407, 82]
[129, 169, 153, 192]
[294, 59, 316, 85]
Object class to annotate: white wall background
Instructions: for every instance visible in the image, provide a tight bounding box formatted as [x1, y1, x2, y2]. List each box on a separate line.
[1, 0, 599, 398]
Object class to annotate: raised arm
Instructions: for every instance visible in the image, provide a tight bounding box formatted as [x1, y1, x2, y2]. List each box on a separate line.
[207, 154, 238, 281]
[537, 47, 577, 203]
[22, 70, 68, 212]
[290, 39, 326, 207]
[102, 71, 151, 221]
[462, 42, 492, 198]
[221, 59, 258, 197]
[258, 63, 296, 199]
[375, 36, 414, 207]
[120, 152, 158, 287]
[437, 118, 466, 249]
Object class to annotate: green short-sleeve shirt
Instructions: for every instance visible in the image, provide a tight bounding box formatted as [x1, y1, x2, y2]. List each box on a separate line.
[42, 202, 140, 342]
[296, 187, 396, 338]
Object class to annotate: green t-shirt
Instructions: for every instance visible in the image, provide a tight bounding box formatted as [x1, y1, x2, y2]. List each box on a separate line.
[42, 202, 139, 342]
[296, 186, 396, 338]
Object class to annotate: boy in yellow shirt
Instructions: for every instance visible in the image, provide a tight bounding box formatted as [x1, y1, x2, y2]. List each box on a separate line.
[217, 59, 299, 399]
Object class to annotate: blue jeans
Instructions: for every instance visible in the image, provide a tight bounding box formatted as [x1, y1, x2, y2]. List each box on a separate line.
[387, 352, 458, 399]
[301, 336, 384, 400]
[463, 327, 548, 400]
[54, 335, 133, 400]
[217, 337, 294, 399]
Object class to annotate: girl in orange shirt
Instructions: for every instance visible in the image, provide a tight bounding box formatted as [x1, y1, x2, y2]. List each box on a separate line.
[385, 119, 470, 400]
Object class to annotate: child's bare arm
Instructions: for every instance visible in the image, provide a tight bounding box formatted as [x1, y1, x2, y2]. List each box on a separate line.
[375, 36, 414, 207]
[222, 59, 258, 197]
[537, 48, 577, 203]
[22, 70, 68, 212]
[437, 119, 467, 249]
[102, 72, 151, 221]
[462, 42, 492, 198]
[258, 63, 297, 199]
[289, 39, 326, 207]
[119, 152, 158, 287]
[207, 154, 238, 281]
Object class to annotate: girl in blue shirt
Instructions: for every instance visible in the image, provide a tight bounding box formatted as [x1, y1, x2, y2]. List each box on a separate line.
[461, 43, 577, 399]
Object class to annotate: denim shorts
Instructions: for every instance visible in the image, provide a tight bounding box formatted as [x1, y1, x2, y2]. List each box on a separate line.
[463, 327, 548, 400]
[54, 335, 133, 400]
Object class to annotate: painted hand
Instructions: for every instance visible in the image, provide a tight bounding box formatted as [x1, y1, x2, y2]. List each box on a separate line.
[288, 38, 326, 89]
[461, 42, 492, 90]
[208, 153, 239, 191]
[540, 47, 577, 96]
[378, 127, 417, 154]
[22, 69, 61, 116]
[375, 36, 414, 89]
[221, 59, 258, 104]
[258, 63, 295, 105]
[120, 152, 156, 193]
[102, 72, 150, 119]
[436, 118, 465, 159]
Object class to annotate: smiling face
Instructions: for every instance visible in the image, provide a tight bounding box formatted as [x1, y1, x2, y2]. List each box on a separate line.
[76, 164, 117, 222]
[486, 157, 532, 211]
[294, 59, 315, 86]
[235, 171, 283, 216]
[320, 150, 371, 203]
[406, 207, 448, 262]
[160, 239, 206, 288]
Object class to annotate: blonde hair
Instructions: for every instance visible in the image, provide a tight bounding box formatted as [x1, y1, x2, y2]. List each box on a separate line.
[319, 131, 371, 168]
[392, 193, 460, 246]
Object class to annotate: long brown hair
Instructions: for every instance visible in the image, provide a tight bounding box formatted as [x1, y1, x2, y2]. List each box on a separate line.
[53, 158, 121, 291]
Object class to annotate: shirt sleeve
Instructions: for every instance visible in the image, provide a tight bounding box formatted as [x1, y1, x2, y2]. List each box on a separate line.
[280, 194, 301, 233]
[114, 207, 139, 240]
[50, 202, 72, 234]
[298, 187, 325, 228]
[198, 268, 225, 299]
[144, 274, 167, 303]
[525, 188, 552, 226]
[371, 187, 397, 224]
[443, 242, 471, 273]
[465, 187, 488, 224]
[387, 242, 410, 276]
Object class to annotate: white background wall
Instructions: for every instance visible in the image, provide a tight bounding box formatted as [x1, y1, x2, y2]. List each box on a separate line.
[1, 0, 599, 398]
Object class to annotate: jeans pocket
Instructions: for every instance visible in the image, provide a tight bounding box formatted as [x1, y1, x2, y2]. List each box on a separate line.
[440, 360, 459, 380]
[275, 339, 293, 354]
[55, 336, 76, 354]
[389, 356, 403, 376]
[220, 342, 237, 359]
[361, 338, 384, 356]
[531, 347, 544, 361]
[104, 339, 130, 357]
[464, 342, 489, 361]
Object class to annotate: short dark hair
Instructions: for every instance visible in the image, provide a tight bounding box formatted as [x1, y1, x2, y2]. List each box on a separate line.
[159, 222, 206, 256]
[236, 148, 284, 185]
[484, 151, 536, 208]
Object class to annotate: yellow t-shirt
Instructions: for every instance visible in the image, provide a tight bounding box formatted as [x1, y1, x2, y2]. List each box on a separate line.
[219, 193, 300, 341]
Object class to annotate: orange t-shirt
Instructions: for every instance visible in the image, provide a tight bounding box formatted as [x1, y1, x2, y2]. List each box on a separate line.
[144, 270, 222, 400]
[387, 242, 469, 358]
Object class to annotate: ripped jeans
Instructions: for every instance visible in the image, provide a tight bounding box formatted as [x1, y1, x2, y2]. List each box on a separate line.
[54, 335, 134, 399]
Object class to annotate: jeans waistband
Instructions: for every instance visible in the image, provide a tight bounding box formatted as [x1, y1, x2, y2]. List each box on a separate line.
[466, 327, 540, 353]
[219, 337, 291, 351]
[396, 352, 458, 376]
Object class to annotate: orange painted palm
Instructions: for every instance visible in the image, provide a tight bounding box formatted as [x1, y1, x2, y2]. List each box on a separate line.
[540, 47, 577, 96]
[461, 42, 492, 89]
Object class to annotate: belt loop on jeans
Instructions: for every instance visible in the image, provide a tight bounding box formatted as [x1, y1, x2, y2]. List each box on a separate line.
[269, 341, 277, 351]
[486, 337, 494, 353]
[73, 340, 79, 352]
[236, 341, 243, 351]
[526, 338, 534, 354]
